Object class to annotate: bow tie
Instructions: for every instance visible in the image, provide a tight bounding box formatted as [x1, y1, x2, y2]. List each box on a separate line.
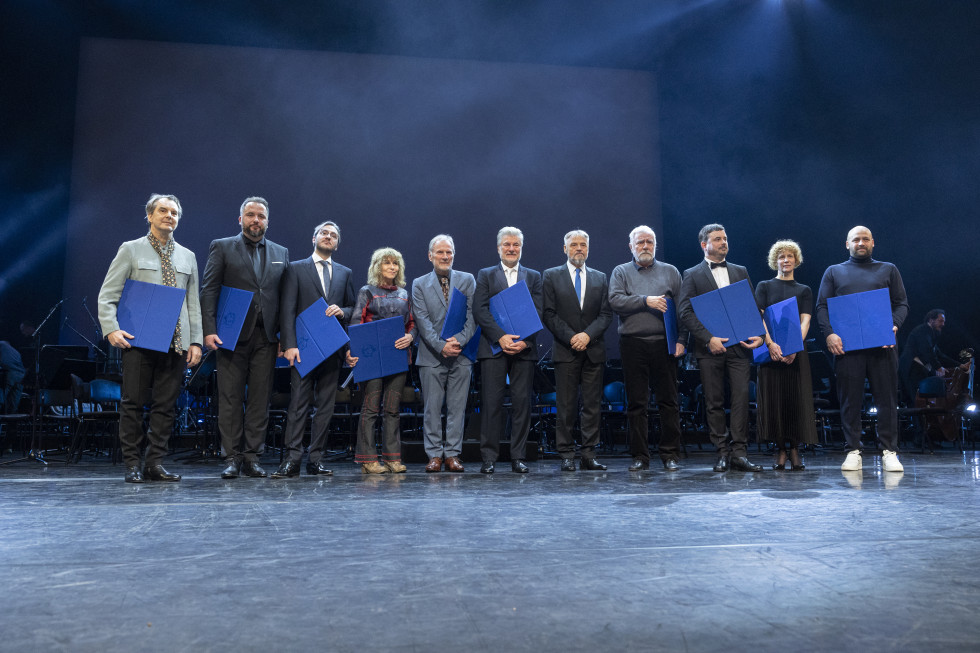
[709, 261, 727, 269]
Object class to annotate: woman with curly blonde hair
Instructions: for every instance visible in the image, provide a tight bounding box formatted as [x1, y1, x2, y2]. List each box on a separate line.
[755, 240, 817, 470]
[347, 247, 415, 474]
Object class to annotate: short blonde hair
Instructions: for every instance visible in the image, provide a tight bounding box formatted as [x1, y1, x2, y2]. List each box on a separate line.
[767, 239, 803, 271]
[367, 247, 406, 288]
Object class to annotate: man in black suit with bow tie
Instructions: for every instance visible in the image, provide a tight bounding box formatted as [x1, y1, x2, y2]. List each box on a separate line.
[200, 197, 289, 479]
[271, 220, 356, 478]
[678, 223, 764, 472]
[473, 226, 543, 473]
[542, 229, 612, 471]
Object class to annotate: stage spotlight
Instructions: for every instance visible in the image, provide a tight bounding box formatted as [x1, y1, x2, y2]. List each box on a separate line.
[868, 406, 878, 415]
[966, 404, 977, 413]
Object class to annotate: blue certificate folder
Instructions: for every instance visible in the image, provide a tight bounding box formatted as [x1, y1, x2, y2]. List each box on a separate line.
[216, 286, 253, 351]
[827, 287, 896, 351]
[440, 287, 480, 362]
[294, 298, 350, 378]
[117, 279, 185, 353]
[688, 279, 764, 347]
[753, 296, 804, 364]
[664, 297, 678, 355]
[489, 280, 544, 355]
[348, 316, 409, 383]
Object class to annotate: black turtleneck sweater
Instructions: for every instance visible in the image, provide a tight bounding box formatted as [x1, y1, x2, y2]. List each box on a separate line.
[815, 256, 909, 339]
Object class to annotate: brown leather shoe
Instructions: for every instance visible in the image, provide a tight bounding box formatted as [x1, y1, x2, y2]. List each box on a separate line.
[444, 456, 465, 473]
[425, 457, 443, 473]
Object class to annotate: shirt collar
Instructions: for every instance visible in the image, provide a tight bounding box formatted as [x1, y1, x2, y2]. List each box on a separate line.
[567, 260, 586, 275]
[631, 258, 655, 270]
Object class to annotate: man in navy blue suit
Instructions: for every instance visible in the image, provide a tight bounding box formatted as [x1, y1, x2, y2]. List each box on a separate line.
[473, 226, 543, 474]
[272, 221, 356, 478]
[542, 230, 612, 472]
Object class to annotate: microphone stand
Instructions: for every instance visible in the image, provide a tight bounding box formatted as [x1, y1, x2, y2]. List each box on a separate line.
[0, 298, 65, 466]
[63, 316, 108, 361]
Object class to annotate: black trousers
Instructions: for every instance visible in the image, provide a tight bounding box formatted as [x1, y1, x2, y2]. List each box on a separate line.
[621, 336, 682, 463]
[554, 355, 603, 460]
[479, 354, 533, 462]
[697, 348, 751, 458]
[216, 320, 277, 464]
[119, 347, 185, 468]
[835, 348, 899, 452]
[282, 353, 342, 464]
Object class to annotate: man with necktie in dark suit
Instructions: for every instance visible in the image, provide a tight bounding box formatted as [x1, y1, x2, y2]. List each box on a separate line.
[201, 197, 289, 479]
[473, 226, 543, 474]
[271, 220, 356, 478]
[542, 229, 612, 472]
[678, 223, 764, 473]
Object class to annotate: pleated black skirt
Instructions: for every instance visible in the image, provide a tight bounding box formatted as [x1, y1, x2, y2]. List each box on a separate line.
[756, 351, 818, 447]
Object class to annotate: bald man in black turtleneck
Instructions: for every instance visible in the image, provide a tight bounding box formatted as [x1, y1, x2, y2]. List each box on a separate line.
[815, 226, 909, 473]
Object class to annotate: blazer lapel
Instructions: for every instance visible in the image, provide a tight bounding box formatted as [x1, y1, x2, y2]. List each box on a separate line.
[307, 258, 326, 299]
[701, 261, 719, 291]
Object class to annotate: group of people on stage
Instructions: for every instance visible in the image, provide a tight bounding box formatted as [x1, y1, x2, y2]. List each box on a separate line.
[97, 193, 918, 483]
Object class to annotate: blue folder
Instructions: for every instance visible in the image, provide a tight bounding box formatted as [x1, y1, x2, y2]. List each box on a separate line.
[753, 296, 804, 364]
[489, 279, 544, 355]
[116, 279, 186, 353]
[688, 279, 764, 347]
[294, 298, 350, 378]
[441, 287, 479, 362]
[348, 316, 409, 383]
[827, 287, 895, 351]
[216, 286, 254, 351]
[664, 297, 678, 355]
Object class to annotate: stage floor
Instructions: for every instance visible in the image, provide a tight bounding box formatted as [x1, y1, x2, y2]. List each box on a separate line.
[2, 449, 979, 652]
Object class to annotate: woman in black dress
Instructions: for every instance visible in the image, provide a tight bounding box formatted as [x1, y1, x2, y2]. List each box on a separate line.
[755, 240, 818, 470]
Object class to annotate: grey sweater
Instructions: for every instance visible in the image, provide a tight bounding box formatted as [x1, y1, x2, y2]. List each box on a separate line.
[608, 259, 689, 343]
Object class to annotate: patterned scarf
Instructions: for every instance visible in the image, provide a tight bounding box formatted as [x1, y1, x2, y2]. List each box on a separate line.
[146, 232, 183, 354]
[438, 274, 450, 303]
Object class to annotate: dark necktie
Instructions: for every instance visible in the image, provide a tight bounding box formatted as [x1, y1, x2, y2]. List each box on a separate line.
[439, 275, 450, 303]
[249, 241, 263, 281]
[321, 260, 331, 296]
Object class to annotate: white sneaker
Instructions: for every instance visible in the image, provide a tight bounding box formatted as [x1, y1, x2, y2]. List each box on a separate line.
[841, 449, 862, 471]
[882, 450, 904, 473]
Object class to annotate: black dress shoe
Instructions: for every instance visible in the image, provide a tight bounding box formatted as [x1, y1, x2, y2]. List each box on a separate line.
[306, 461, 334, 476]
[241, 460, 267, 477]
[144, 464, 181, 482]
[560, 458, 576, 472]
[511, 460, 529, 473]
[221, 461, 241, 479]
[713, 456, 729, 472]
[480, 460, 494, 474]
[124, 466, 143, 483]
[663, 459, 680, 472]
[729, 456, 763, 472]
[628, 458, 649, 472]
[271, 460, 301, 478]
[580, 457, 607, 471]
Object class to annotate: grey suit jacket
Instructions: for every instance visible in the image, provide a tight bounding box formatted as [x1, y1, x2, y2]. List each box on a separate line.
[97, 236, 203, 351]
[472, 264, 543, 361]
[542, 264, 612, 364]
[199, 235, 289, 345]
[411, 269, 477, 368]
[279, 256, 356, 352]
[678, 260, 752, 359]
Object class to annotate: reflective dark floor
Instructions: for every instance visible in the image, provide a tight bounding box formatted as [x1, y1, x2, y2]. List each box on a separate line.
[2, 448, 980, 652]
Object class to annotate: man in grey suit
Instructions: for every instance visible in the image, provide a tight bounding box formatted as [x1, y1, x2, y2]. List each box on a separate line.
[542, 229, 612, 472]
[200, 197, 289, 480]
[473, 226, 543, 474]
[411, 235, 478, 473]
[97, 193, 203, 483]
[678, 223, 764, 473]
[271, 220, 356, 478]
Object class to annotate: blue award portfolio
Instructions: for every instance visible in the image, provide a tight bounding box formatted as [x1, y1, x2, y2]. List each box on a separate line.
[116, 279, 186, 353]
[752, 296, 804, 364]
[441, 287, 479, 362]
[293, 298, 350, 378]
[688, 279, 764, 347]
[664, 297, 679, 355]
[489, 280, 543, 355]
[216, 286, 254, 351]
[827, 287, 895, 351]
[348, 316, 409, 383]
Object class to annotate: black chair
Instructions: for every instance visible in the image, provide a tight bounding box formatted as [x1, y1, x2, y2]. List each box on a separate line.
[68, 374, 121, 463]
